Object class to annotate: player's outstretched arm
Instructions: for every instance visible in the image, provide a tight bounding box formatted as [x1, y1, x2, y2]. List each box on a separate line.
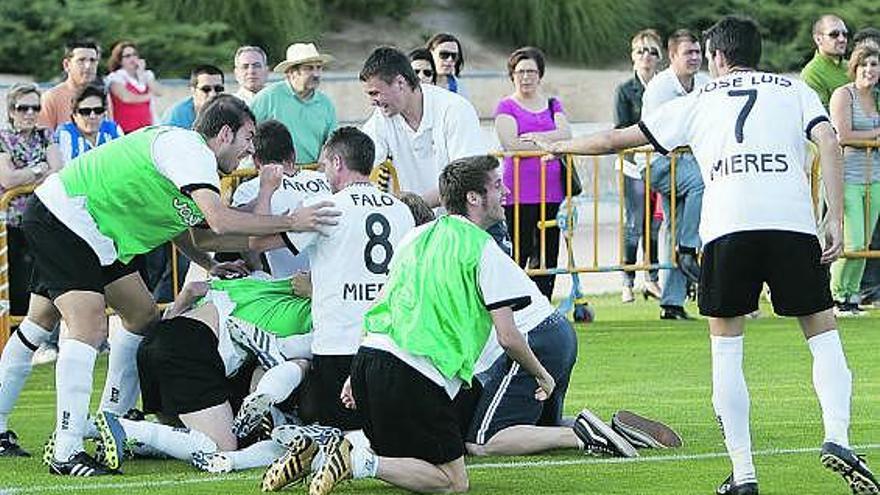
[811, 121, 844, 263]
[491, 306, 555, 400]
[525, 124, 649, 156]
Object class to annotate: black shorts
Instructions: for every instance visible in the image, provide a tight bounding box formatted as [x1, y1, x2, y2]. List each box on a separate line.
[299, 354, 363, 431]
[698, 230, 834, 317]
[22, 196, 143, 299]
[350, 347, 464, 465]
[137, 316, 230, 415]
[466, 312, 578, 444]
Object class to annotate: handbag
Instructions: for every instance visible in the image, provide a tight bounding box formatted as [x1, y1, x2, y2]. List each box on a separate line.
[548, 98, 582, 196]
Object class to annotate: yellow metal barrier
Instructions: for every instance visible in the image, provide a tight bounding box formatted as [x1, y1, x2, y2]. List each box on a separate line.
[0, 184, 36, 349]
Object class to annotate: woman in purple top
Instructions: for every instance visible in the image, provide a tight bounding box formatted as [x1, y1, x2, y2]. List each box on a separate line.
[494, 47, 572, 300]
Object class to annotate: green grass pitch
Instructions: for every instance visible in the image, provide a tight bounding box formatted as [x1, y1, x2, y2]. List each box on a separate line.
[0, 296, 877, 494]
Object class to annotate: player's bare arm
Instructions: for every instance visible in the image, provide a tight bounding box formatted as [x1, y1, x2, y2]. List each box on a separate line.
[525, 124, 648, 156]
[172, 231, 250, 278]
[490, 306, 555, 400]
[811, 121, 844, 263]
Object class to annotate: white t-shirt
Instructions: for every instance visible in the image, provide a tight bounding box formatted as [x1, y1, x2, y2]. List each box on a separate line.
[639, 71, 828, 244]
[233, 170, 332, 278]
[361, 84, 487, 197]
[36, 128, 220, 265]
[363, 215, 537, 398]
[642, 68, 711, 116]
[285, 183, 415, 355]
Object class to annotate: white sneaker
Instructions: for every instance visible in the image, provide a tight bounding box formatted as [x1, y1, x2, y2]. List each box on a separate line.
[621, 287, 635, 303]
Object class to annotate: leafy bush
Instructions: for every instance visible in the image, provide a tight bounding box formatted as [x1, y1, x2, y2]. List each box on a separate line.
[325, 0, 422, 20]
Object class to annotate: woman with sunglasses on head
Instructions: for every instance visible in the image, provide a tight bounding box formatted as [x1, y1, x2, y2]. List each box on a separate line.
[408, 48, 437, 85]
[55, 84, 123, 164]
[614, 29, 664, 303]
[427, 33, 467, 96]
[106, 40, 162, 134]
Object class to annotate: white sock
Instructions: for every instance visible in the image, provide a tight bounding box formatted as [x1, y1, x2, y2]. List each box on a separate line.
[255, 361, 303, 403]
[100, 329, 144, 414]
[227, 439, 285, 470]
[350, 446, 378, 479]
[711, 335, 755, 485]
[345, 430, 371, 450]
[0, 319, 52, 431]
[54, 339, 98, 461]
[118, 417, 217, 461]
[807, 330, 852, 448]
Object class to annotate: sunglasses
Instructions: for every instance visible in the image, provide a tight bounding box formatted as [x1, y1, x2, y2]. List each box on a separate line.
[438, 51, 458, 61]
[197, 85, 225, 94]
[825, 30, 848, 39]
[14, 104, 41, 113]
[634, 47, 661, 57]
[415, 68, 434, 77]
[75, 106, 106, 117]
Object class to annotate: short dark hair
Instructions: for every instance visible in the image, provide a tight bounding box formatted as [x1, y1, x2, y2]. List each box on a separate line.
[190, 64, 224, 87]
[323, 126, 375, 176]
[427, 32, 465, 76]
[398, 192, 435, 226]
[359, 47, 419, 90]
[439, 155, 499, 216]
[65, 39, 100, 59]
[507, 46, 546, 80]
[703, 16, 762, 69]
[408, 48, 437, 84]
[854, 27, 880, 47]
[667, 29, 700, 56]
[253, 120, 295, 165]
[193, 94, 255, 138]
[71, 83, 107, 111]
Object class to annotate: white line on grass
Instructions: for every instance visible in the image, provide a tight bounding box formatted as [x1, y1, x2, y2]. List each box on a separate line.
[6, 444, 879, 493]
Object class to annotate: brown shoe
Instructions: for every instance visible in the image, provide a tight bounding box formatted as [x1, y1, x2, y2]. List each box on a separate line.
[309, 437, 352, 495]
[610, 410, 683, 449]
[261, 434, 318, 491]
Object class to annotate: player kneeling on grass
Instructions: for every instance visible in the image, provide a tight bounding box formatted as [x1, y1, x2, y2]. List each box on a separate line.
[92, 276, 314, 473]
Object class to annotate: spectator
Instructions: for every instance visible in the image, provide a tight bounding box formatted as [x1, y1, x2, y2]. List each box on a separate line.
[233, 45, 269, 106]
[641, 29, 708, 320]
[161, 64, 224, 129]
[360, 46, 486, 208]
[829, 45, 880, 316]
[0, 84, 62, 316]
[802, 15, 850, 109]
[614, 29, 664, 303]
[106, 40, 162, 134]
[853, 27, 880, 51]
[38, 40, 100, 131]
[428, 33, 467, 96]
[252, 43, 337, 165]
[408, 48, 437, 85]
[55, 84, 123, 165]
[494, 47, 571, 301]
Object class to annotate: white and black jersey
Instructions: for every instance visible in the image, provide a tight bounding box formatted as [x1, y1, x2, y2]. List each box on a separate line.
[284, 183, 415, 355]
[233, 170, 332, 277]
[639, 71, 829, 245]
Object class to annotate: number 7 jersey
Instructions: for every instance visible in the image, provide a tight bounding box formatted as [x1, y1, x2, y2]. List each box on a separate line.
[283, 182, 415, 355]
[639, 71, 830, 245]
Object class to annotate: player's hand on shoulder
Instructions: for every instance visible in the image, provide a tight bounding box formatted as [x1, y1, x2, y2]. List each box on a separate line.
[259, 164, 285, 193]
[210, 259, 250, 279]
[288, 200, 341, 232]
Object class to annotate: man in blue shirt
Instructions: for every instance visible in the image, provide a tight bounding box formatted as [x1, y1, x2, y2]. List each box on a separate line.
[162, 65, 225, 129]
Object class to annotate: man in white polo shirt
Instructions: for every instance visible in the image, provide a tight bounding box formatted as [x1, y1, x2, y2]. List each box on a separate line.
[360, 46, 486, 208]
[531, 15, 878, 495]
[642, 29, 710, 320]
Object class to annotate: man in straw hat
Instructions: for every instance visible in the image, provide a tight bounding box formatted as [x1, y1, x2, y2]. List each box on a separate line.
[252, 42, 337, 165]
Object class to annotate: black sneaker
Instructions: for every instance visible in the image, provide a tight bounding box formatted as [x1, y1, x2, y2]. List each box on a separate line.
[49, 451, 118, 476]
[660, 306, 694, 321]
[820, 441, 880, 494]
[610, 410, 683, 449]
[677, 250, 701, 284]
[0, 430, 30, 457]
[572, 409, 638, 458]
[716, 473, 758, 494]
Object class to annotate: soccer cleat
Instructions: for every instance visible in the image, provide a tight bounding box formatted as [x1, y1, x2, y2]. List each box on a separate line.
[573, 409, 638, 458]
[272, 424, 342, 449]
[716, 473, 759, 494]
[309, 437, 352, 495]
[49, 451, 118, 476]
[192, 451, 233, 473]
[94, 410, 127, 470]
[0, 430, 30, 457]
[610, 410, 683, 449]
[819, 441, 880, 494]
[234, 392, 274, 439]
[262, 434, 318, 491]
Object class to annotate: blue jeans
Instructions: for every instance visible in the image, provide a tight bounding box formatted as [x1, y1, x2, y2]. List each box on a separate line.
[647, 153, 704, 307]
[623, 175, 660, 287]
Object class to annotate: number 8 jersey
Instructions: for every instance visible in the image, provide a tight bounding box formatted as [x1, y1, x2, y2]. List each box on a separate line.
[638, 71, 830, 245]
[283, 182, 415, 355]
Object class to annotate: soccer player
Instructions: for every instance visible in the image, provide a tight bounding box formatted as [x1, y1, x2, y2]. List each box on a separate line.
[23, 95, 338, 476]
[529, 15, 878, 495]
